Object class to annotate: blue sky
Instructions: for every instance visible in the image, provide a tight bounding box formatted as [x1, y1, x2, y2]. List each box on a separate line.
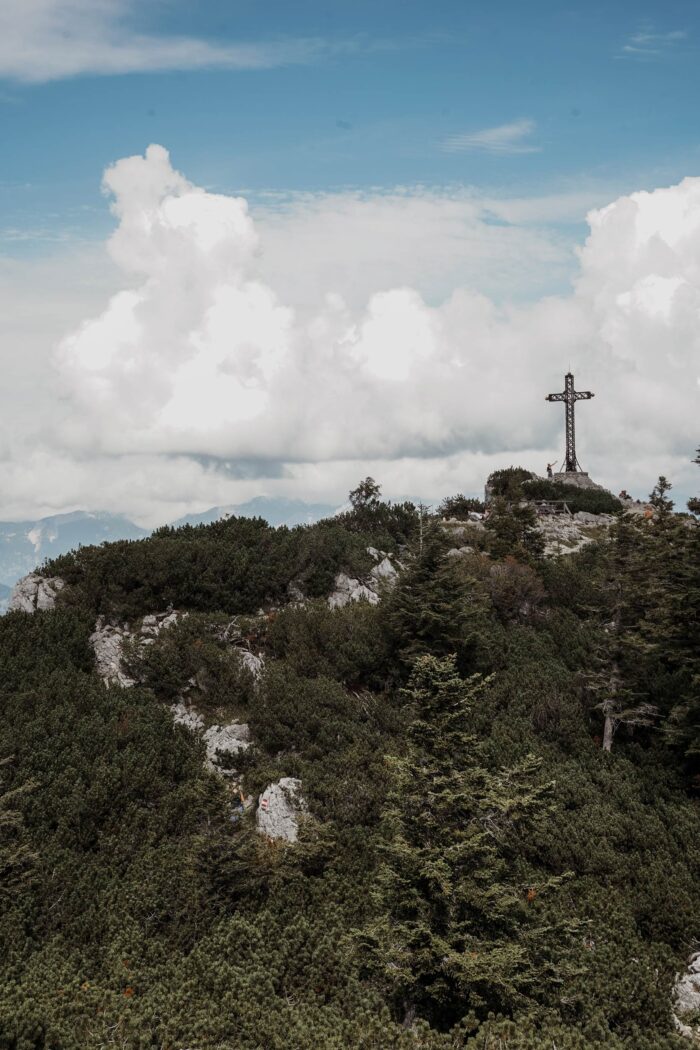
[0, 0, 699, 522]
[2, 1, 700, 252]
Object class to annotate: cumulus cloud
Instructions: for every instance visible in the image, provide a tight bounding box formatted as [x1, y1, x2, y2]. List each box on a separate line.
[1, 145, 699, 524]
[0, 0, 320, 83]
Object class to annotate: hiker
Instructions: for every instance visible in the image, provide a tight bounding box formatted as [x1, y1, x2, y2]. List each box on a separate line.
[546, 461, 556, 479]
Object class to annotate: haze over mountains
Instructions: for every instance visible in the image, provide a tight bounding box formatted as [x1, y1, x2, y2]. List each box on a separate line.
[0, 497, 337, 603]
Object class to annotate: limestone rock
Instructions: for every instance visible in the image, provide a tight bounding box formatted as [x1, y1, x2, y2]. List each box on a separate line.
[673, 952, 700, 1042]
[328, 573, 379, 610]
[256, 777, 306, 843]
[8, 574, 65, 613]
[240, 649, 264, 680]
[89, 618, 137, 688]
[90, 609, 183, 687]
[203, 722, 251, 775]
[446, 546, 474, 558]
[170, 702, 205, 732]
[370, 557, 398, 586]
[171, 702, 251, 783]
[573, 510, 616, 526]
[535, 505, 620, 557]
[550, 471, 607, 492]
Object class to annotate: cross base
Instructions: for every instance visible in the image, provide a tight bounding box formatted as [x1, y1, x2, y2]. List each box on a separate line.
[550, 471, 605, 492]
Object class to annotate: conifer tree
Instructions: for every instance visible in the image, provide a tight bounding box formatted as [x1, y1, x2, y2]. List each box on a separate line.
[362, 655, 575, 1028]
[687, 448, 700, 516]
[484, 497, 544, 562]
[385, 523, 475, 670]
[584, 517, 658, 751]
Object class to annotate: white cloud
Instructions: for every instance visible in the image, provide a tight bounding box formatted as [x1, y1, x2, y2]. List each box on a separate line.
[0, 0, 320, 83]
[441, 119, 540, 155]
[619, 26, 687, 59]
[1, 147, 700, 524]
[253, 185, 576, 309]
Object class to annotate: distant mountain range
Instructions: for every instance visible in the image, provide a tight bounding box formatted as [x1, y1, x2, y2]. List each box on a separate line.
[0, 498, 338, 607]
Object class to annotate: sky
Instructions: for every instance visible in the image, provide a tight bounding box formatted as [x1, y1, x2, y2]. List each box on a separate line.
[1, 0, 700, 524]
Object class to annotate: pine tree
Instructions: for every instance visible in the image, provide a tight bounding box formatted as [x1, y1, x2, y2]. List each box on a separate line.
[583, 516, 658, 752]
[385, 523, 477, 671]
[361, 655, 576, 1028]
[654, 454, 700, 761]
[484, 497, 544, 562]
[687, 448, 700, 516]
[649, 475, 675, 518]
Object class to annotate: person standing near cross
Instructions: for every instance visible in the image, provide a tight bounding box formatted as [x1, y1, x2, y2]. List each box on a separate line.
[546, 372, 594, 474]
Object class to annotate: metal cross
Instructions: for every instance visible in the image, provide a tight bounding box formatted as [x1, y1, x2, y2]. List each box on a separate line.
[545, 372, 594, 473]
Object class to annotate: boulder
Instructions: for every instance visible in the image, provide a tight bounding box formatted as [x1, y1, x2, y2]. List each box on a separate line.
[89, 619, 137, 687]
[170, 702, 205, 732]
[550, 471, 607, 492]
[446, 546, 474, 558]
[673, 952, 700, 1042]
[203, 722, 251, 774]
[328, 573, 379, 610]
[256, 777, 305, 843]
[90, 609, 183, 687]
[370, 557, 398, 586]
[8, 574, 65, 613]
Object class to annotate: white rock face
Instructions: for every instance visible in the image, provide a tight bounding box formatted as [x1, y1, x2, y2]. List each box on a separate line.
[370, 557, 398, 585]
[446, 546, 474, 558]
[256, 777, 306, 843]
[8, 574, 65, 613]
[90, 619, 137, 687]
[202, 722, 251, 774]
[170, 701, 205, 732]
[240, 650, 264, 680]
[90, 609, 183, 687]
[171, 702, 251, 782]
[328, 573, 380, 609]
[536, 516, 598, 557]
[673, 952, 700, 1041]
[550, 471, 607, 492]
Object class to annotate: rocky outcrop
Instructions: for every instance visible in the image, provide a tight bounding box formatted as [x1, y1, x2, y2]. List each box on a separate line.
[327, 549, 400, 609]
[171, 701, 205, 732]
[90, 619, 137, 687]
[240, 650, 264, 680]
[256, 777, 306, 843]
[202, 722, 251, 774]
[8, 574, 65, 613]
[328, 573, 380, 610]
[536, 514, 612, 557]
[550, 471, 607, 492]
[90, 609, 184, 687]
[171, 702, 251, 782]
[370, 556, 398, 586]
[673, 952, 700, 1041]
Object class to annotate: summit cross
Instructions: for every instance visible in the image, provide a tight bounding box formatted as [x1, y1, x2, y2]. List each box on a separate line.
[545, 372, 594, 473]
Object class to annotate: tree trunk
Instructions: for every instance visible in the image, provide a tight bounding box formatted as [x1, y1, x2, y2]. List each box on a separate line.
[602, 713, 614, 752]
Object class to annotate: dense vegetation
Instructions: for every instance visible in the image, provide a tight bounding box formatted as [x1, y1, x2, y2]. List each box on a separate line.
[488, 467, 623, 515]
[1, 470, 700, 1048]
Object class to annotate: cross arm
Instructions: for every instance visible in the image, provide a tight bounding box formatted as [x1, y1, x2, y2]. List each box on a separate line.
[573, 391, 594, 401]
[545, 393, 566, 402]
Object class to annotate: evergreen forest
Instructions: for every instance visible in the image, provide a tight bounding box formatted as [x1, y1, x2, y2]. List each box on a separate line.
[2, 466, 700, 1050]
